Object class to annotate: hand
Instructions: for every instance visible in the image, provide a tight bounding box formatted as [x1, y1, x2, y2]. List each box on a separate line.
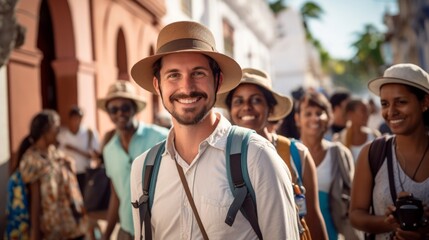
[393, 227, 427, 240]
[62, 156, 76, 173]
[385, 204, 400, 231]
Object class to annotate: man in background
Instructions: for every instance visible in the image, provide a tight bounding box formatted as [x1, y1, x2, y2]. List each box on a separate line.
[97, 80, 168, 240]
[58, 105, 101, 193]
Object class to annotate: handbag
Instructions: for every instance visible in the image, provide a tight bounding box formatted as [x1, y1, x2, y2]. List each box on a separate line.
[83, 166, 111, 212]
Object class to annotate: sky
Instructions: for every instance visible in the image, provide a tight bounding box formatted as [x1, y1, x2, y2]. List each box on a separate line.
[287, 0, 398, 59]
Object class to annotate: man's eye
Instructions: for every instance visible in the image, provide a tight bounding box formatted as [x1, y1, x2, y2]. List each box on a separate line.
[167, 73, 180, 79]
[192, 71, 206, 78]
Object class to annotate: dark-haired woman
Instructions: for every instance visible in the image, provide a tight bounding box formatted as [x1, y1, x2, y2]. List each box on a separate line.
[350, 63, 429, 240]
[295, 91, 361, 240]
[217, 68, 328, 240]
[17, 110, 88, 239]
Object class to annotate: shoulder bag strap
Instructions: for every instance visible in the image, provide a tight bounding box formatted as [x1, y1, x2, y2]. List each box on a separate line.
[175, 161, 209, 240]
[87, 129, 93, 150]
[331, 143, 352, 188]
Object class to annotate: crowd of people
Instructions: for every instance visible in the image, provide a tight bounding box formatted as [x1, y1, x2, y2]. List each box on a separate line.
[5, 21, 429, 240]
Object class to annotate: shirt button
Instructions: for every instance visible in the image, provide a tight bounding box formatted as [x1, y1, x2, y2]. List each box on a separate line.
[183, 233, 188, 239]
[184, 201, 188, 207]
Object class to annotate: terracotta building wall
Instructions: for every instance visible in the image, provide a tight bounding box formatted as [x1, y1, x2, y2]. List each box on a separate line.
[92, 0, 165, 136]
[7, 0, 165, 155]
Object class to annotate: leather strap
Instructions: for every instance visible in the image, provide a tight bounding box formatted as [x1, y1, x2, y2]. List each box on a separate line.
[175, 161, 209, 240]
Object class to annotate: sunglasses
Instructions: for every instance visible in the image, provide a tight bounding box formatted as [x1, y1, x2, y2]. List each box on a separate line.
[107, 104, 133, 115]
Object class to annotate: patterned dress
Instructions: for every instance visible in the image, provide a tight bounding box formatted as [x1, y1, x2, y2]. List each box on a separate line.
[19, 145, 88, 240]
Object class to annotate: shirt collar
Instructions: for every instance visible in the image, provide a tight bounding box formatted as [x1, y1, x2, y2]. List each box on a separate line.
[164, 113, 232, 158]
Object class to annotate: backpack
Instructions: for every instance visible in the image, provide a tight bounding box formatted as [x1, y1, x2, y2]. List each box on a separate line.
[132, 126, 302, 240]
[5, 171, 30, 240]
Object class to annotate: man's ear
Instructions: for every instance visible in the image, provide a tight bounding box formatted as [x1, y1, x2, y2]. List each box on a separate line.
[216, 72, 224, 93]
[153, 77, 161, 95]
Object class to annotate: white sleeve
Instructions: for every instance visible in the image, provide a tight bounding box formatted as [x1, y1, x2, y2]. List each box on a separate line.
[247, 136, 300, 239]
[90, 128, 101, 152]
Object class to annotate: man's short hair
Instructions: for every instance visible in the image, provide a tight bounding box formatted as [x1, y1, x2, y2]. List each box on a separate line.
[329, 90, 351, 109]
[69, 106, 83, 117]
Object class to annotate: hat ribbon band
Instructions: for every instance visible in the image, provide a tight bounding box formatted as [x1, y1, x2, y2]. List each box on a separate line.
[157, 38, 215, 54]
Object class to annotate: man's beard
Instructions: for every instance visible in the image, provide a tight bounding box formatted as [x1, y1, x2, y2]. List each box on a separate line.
[170, 105, 211, 125]
[162, 90, 215, 126]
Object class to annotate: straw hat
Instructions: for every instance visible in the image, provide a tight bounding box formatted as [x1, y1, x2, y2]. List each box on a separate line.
[131, 21, 242, 94]
[368, 63, 429, 96]
[97, 80, 147, 113]
[216, 68, 293, 121]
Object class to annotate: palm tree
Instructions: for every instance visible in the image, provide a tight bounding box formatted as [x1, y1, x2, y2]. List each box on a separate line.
[269, 0, 287, 14]
[351, 24, 384, 78]
[268, 1, 330, 69]
[330, 24, 385, 93]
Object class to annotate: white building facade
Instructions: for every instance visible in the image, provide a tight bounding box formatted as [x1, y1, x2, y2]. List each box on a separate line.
[163, 0, 276, 73]
[271, 7, 328, 97]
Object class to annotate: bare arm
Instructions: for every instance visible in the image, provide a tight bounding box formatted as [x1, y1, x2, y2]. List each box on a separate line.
[29, 181, 42, 240]
[349, 144, 395, 234]
[302, 151, 328, 240]
[101, 182, 119, 240]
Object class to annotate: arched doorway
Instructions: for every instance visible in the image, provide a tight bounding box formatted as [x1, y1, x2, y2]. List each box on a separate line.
[116, 28, 128, 81]
[37, 0, 57, 110]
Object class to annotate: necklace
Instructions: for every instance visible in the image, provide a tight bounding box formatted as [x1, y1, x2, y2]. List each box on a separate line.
[412, 141, 429, 180]
[395, 138, 429, 188]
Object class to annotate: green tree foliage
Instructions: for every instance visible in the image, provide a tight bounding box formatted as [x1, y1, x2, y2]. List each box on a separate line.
[269, 0, 287, 14]
[331, 24, 385, 93]
[267, 1, 384, 94]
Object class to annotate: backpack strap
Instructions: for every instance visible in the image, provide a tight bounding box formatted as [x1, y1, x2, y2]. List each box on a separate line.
[290, 139, 303, 186]
[131, 140, 166, 240]
[225, 126, 263, 240]
[366, 136, 394, 240]
[276, 136, 303, 187]
[368, 135, 395, 201]
[368, 136, 391, 178]
[385, 138, 396, 202]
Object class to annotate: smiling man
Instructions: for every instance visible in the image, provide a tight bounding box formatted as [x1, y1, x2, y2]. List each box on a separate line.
[130, 21, 299, 239]
[96, 81, 168, 240]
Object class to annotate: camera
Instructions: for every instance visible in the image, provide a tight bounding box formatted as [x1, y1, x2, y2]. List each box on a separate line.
[394, 195, 426, 231]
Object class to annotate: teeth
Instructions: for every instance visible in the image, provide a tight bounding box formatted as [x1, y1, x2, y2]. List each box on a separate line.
[241, 115, 255, 121]
[178, 98, 198, 104]
[390, 119, 403, 124]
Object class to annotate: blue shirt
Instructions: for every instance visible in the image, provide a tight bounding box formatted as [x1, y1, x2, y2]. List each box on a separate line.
[103, 122, 168, 235]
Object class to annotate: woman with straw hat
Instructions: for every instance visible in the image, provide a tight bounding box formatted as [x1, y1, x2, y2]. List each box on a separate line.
[350, 63, 429, 240]
[217, 67, 328, 240]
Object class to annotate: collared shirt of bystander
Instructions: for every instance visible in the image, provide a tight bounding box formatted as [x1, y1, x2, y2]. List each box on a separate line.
[103, 122, 168, 235]
[130, 113, 299, 239]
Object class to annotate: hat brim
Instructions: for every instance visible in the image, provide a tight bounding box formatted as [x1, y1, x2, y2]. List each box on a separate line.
[131, 49, 242, 94]
[216, 82, 293, 121]
[368, 76, 429, 96]
[97, 93, 147, 113]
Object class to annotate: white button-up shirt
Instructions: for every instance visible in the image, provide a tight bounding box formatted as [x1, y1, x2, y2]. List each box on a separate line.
[130, 114, 299, 239]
